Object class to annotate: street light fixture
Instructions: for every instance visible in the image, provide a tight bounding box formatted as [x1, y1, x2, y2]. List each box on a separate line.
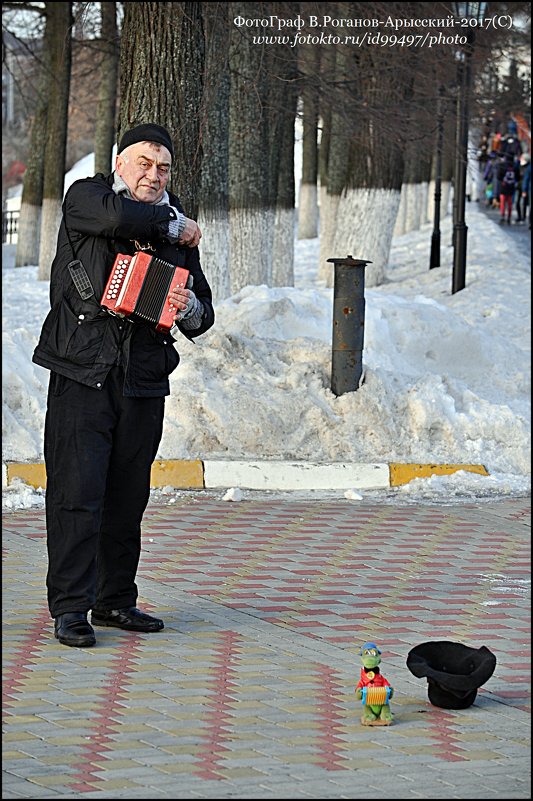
[451, 1, 488, 294]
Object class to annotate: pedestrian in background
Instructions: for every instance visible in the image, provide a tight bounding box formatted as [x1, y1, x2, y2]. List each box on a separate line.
[500, 120, 523, 161]
[520, 153, 531, 229]
[476, 134, 490, 202]
[483, 152, 498, 207]
[497, 154, 520, 225]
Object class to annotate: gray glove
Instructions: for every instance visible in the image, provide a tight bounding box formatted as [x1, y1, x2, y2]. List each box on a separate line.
[178, 289, 200, 320]
[175, 277, 204, 329]
[166, 206, 186, 243]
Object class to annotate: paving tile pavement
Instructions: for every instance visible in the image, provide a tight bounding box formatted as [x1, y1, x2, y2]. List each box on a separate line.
[2, 496, 530, 799]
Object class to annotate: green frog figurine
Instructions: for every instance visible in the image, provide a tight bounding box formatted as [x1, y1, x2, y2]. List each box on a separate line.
[355, 642, 394, 726]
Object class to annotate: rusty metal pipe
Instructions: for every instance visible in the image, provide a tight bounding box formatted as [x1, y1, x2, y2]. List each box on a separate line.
[328, 255, 371, 396]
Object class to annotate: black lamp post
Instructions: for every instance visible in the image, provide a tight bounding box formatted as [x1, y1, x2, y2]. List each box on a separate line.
[430, 86, 445, 269]
[451, 2, 487, 294]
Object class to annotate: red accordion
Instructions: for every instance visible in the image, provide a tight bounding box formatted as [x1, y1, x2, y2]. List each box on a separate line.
[101, 252, 189, 333]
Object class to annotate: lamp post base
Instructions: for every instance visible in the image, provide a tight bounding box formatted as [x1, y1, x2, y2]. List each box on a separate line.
[452, 222, 468, 293]
[430, 230, 441, 269]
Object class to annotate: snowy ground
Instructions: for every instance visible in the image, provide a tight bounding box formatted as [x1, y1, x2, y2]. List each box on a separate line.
[2, 185, 530, 511]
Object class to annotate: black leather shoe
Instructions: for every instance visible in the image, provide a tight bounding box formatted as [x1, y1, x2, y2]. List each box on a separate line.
[54, 612, 96, 647]
[91, 607, 164, 632]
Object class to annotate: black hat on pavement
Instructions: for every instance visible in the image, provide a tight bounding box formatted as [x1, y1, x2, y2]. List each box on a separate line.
[406, 640, 497, 709]
[117, 123, 174, 160]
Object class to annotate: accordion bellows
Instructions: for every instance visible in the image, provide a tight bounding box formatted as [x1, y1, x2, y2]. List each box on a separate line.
[360, 686, 391, 706]
[101, 252, 189, 333]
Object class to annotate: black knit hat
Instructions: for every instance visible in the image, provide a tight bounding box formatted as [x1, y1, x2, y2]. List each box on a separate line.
[406, 641, 497, 709]
[117, 123, 174, 160]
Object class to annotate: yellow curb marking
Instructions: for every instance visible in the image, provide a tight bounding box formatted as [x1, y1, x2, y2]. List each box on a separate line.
[6, 463, 47, 489]
[6, 460, 204, 490]
[389, 462, 488, 486]
[150, 459, 204, 488]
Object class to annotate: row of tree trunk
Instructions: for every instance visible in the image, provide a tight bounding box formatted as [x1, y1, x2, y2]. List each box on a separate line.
[15, 1, 465, 297]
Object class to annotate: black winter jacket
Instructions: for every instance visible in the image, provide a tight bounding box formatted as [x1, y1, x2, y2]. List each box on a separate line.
[497, 161, 520, 197]
[32, 173, 214, 396]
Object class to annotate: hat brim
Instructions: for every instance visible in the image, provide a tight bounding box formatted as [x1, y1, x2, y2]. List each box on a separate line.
[406, 641, 496, 708]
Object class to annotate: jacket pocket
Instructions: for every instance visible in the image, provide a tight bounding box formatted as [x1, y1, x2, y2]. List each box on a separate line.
[45, 301, 107, 366]
[128, 330, 180, 387]
[164, 341, 180, 376]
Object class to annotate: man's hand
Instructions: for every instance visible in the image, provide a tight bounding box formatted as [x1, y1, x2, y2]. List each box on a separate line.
[169, 286, 193, 316]
[169, 285, 201, 322]
[179, 218, 202, 248]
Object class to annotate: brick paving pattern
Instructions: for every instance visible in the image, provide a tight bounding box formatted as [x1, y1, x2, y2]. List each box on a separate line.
[2, 497, 530, 799]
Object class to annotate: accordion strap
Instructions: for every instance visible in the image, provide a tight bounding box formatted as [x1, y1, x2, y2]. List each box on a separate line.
[63, 208, 99, 305]
[62, 203, 79, 262]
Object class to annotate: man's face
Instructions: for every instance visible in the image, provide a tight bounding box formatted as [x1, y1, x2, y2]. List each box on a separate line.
[115, 141, 172, 203]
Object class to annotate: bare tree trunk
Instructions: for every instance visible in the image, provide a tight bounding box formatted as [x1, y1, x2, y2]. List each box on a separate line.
[317, 44, 334, 277]
[272, 90, 296, 287]
[118, 2, 204, 217]
[198, 3, 231, 303]
[394, 142, 415, 236]
[297, 41, 319, 240]
[94, 1, 118, 175]
[228, 2, 272, 292]
[38, 2, 72, 281]
[269, 5, 297, 287]
[318, 108, 330, 236]
[16, 4, 53, 267]
[318, 42, 350, 286]
[334, 133, 403, 288]
[329, 12, 410, 288]
[395, 133, 432, 236]
[442, 115, 456, 217]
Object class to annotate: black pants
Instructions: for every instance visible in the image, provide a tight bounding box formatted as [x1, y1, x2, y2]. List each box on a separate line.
[44, 368, 165, 617]
[519, 193, 530, 223]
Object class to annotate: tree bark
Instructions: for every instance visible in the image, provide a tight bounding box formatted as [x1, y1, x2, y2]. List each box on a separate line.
[297, 41, 319, 240]
[272, 86, 297, 287]
[269, 4, 298, 287]
[94, 1, 119, 176]
[228, 2, 272, 292]
[118, 2, 204, 217]
[441, 114, 456, 218]
[15, 4, 53, 267]
[197, 3, 231, 303]
[328, 14, 408, 288]
[37, 2, 72, 281]
[318, 41, 350, 286]
[395, 119, 433, 236]
[317, 44, 334, 278]
[394, 141, 417, 236]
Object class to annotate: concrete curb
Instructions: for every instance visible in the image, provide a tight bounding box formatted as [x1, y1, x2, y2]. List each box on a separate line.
[4, 460, 489, 491]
